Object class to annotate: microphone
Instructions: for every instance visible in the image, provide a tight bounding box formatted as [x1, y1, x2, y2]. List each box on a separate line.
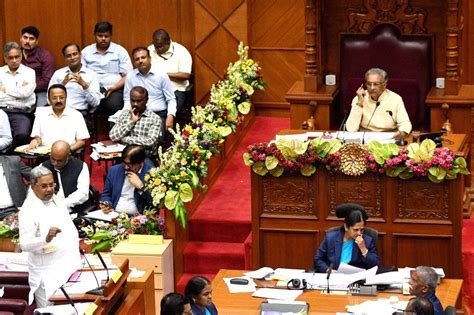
[60, 286, 78, 315]
[79, 249, 104, 296]
[387, 110, 406, 146]
[326, 263, 334, 293]
[95, 250, 110, 284]
[362, 101, 380, 144]
[335, 109, 349, 144]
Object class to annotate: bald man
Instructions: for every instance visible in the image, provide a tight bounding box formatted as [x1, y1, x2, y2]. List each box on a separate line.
[41, 140, 91, 215]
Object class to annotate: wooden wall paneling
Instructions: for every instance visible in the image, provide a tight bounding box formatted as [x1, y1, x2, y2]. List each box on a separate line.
[2, 0, 83, 69]
[0, 1, 5, 52]
[462, 0, 474, 84]
[261, 229, 320, 270]
[81, 0, 100, 48]
[98, 0, 179, 55]
[248, 0, 305, 117]
[193, 0, 247, 105]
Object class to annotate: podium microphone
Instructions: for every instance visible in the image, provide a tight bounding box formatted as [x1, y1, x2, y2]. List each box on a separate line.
[79, 249, 104, 296]
[362, 102, 380, 144]
[60, 286, 78, 315]
[387, 110, 406, 146]
[326, 263, 334, 293]
[335, 109, 349, 144]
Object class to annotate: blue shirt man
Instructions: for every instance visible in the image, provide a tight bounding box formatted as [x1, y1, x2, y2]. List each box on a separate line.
[409, 266, 444, 315]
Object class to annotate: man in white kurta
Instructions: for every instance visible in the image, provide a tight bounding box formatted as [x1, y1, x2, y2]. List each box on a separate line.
[19, 165, 80, 307]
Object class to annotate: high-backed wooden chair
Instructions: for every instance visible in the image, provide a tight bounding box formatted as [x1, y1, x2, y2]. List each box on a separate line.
[337, 23, 434, 130]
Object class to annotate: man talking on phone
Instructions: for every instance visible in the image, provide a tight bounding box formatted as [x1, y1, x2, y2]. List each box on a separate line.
[109, 86, 161, 158]
[345, 68, 412, 139]
[100, 144, 153, 215]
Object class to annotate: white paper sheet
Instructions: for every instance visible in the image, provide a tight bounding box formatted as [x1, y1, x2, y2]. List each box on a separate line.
[337, 263, 365, 274]
[223, 276, 256, 293]
[365, 271, 405, 285]
[34, 302, 94, 314]
[252, 288, 303, 301]
[244, 267, 275, 279]
[84, 209, 119, 222]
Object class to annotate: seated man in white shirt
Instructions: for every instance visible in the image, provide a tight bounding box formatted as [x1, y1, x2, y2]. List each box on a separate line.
[41, 140, 91, 216]
[345, 68, 412, 139]
[49, 43, 101, 115]
[28, 84, 90, 152]
[0, 42, 36, 147]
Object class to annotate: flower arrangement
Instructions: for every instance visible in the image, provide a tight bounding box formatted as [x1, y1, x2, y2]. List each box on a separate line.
[145, 42, 264, 228]
[0, 214, 19, 244]
[243, 137, 342, 177]
[82, 209, 165, 252]
[245, 138, 469, 183]
[366, 139, 470, 182]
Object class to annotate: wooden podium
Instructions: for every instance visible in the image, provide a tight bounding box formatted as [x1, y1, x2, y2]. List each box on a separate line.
[251, 134, 467, 278]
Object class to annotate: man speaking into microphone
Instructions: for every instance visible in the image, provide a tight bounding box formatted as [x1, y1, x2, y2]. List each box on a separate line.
[345, 68, 412, 140]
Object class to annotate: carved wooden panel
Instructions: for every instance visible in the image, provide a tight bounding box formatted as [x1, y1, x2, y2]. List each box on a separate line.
[328, 173, 383, 219]
[262, 229, 320, 269]
[262, 175, 317, 217]
[396, 179, 449, 220]
[393, 234, 451, 272]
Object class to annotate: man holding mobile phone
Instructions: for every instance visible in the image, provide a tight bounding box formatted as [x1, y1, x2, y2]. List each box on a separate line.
[109, 86, 161, 158]
[345, 68, 412, 139]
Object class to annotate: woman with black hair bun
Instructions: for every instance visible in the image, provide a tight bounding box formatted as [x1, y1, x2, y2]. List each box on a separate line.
[184, 276, 218, 315]
[313, 203, 380, 273]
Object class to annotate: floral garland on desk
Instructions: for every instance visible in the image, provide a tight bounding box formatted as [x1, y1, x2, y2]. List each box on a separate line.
[144, 42, 265, 228]
[244, 138, 469, 183]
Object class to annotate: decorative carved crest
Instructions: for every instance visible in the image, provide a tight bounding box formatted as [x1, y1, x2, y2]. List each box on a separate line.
[346, 0, 427, 34]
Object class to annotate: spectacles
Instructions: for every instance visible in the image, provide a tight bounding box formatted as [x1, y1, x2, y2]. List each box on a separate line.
[35, 183, 57, 190]
[365, 81, 385, 88]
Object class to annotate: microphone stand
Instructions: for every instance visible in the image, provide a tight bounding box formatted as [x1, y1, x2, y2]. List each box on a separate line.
[386, 110, 406, 146]
[80, 249, 105, 296]
[326, 263, 333, 294]
[335, 110, 349, 144]
[60, 286, 78, 315]
[361, 101, 380, 145]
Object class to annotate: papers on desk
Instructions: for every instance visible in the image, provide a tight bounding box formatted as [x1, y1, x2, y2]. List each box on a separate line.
[55, 270, 112, 295]
[34, 302, 94, 314]
[224, 276, 257, 293]
[0, 251, 29, 271]
[346, 299, 408, 315]
[14, 144, 50, 155]
[337, 263, 365, 274]
[244, 267, 305, 280]
[91, 141, 125, 154]
[84, 209, 119, 222]
[252, 288, 303, 301]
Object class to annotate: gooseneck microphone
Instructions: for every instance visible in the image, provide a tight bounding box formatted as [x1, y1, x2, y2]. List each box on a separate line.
[60, 286, 78, 314]
[79, 249, 104, 296]
[96, 250, 110, 284]
[361, 101, 380, 144]
[335, 109, 349, 144]
[326, 263, 334, 293]
[387, 110, 406, 146]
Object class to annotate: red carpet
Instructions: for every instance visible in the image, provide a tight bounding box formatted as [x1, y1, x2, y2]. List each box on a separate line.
[176, 117, 290, 292]
[463, 217, 474, 312]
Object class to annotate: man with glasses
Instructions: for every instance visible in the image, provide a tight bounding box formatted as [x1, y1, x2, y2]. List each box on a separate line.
[345, 68, 412, 139]
[0, 42, 36, 147]
[41, 140, 90, 215]
[28, 84, 90, 152]
[110, 86, 161, 158]
[99, 144, 152, 215]
[18, 165, 80, 308]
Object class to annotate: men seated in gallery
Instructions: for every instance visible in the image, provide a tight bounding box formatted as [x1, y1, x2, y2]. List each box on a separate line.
[110, 86, 161, 158]
[28, 84, 90, 152]
[409, 266, 444, 315]
[345, 67, 412, 139]
[19, 165, 80, 308]
[123, 47, 176, 144]
[49, 43, 101, 115]
[100, 145, 153, 215]
[41, 140, 91, 215]
[0, 155, 30, 220]
[0, 109, 12, 151]
[20, 25, 54, 107]
[82, 21, 132, 115]
[0, 41, 36, 147]
[314, 203, 380, 272]
[148, 28, 192, 115]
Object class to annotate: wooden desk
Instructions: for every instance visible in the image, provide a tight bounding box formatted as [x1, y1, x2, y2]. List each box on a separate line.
[252, 131, 467, 278]
[212, 270, 463, 314]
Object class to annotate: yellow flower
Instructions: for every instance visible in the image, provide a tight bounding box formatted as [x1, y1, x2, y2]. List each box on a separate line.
[144, 174, 150, 181]
[180, 171, 187, 177]
[160, 185, 167, 192]
[154, 178, 161, 186]
[246, 59, 254, 66]
[181, 158, 188, 165]
[217, 118, 223, 124]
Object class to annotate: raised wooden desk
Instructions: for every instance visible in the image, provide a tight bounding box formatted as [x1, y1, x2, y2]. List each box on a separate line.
[212, 269, 463, 314]
[252, 131, 467, 278]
